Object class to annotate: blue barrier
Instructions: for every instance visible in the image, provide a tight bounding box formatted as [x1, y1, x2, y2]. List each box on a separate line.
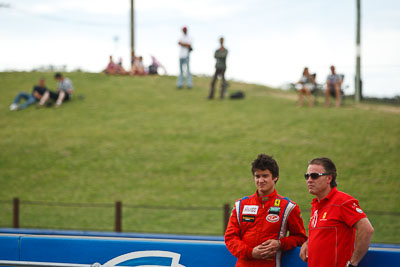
[1, 229, 399, 266]
[18, 236, 236, 266]
[281, 248, 307, 267]
[359, 249, 400, 267]
[0, 228, 224, 242]
[0, 236, 20, 260]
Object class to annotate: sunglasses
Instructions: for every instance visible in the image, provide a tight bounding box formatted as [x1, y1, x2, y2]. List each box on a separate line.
[304, 172, 331, 180]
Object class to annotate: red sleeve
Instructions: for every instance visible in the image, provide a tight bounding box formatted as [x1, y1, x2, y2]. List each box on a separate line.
[224, 205, 254, 260]
[279, 204, 308, 251]
[341, 199, 367, 227]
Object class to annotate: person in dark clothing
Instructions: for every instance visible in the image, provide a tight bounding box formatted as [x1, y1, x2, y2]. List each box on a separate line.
[9, 78, 49, 111]
[209, 37, 228, 99]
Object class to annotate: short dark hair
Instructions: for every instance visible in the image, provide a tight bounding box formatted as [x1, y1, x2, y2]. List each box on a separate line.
[251, 154, 279, 182]
[54, 72, 62, 79]
[309, 157, 337, 187]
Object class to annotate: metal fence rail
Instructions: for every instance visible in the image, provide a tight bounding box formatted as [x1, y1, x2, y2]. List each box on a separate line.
[1, 197, 399, 239]
[0, 198, 231, 235]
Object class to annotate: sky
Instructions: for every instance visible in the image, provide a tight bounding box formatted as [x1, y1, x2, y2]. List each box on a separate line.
[1, 0, 400, 98]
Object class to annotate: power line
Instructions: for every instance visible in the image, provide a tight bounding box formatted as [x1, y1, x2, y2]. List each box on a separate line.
[0, 2, 11, 8]
[4, 4, 126, 29]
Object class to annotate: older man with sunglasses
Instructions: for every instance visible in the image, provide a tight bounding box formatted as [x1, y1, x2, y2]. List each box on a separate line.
[299, 157, 374, 267]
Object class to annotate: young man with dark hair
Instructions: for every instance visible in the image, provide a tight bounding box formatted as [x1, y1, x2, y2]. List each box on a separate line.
[225, 154, 307, 267]
[300, 157, 374, 267]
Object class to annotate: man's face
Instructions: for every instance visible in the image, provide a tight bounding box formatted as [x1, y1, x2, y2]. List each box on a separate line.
[39, 79, 45, 87]
[306, 164, 332, 196]
[254, 169, 277, 196]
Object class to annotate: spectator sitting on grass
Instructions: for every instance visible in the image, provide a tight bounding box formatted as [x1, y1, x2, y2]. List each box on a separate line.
[104, 55, 117, 75]
[325, 65, 343, 107]
[148, 55, 167, 75]
[130, 56, 146, 75]
[116, 57, 127, 75]
[10, 78, 49, 111]
[38, 73, 74, 108]
[296, 67, 314, 107]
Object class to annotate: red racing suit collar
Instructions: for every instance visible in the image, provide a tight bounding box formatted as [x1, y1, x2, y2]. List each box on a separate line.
[256, 189, 278, 205]
[311, 187, 338, 208]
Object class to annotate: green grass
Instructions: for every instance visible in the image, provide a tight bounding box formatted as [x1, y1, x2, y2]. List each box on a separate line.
[0, 71, 399, 243]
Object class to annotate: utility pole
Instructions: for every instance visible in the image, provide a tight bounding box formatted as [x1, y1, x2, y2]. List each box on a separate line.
[130, 0, 135, 60]
[355, 0, 362, 102]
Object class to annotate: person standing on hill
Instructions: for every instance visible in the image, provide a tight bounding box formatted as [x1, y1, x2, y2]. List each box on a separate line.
[177, 26, 193, 89]
[225, 154, 307, 267]
[208, 36, 228, 99]
[299, 157, 374, 267]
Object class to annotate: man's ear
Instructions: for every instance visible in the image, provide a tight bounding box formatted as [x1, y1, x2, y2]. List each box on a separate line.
[273, 177, 279, 183]
[327, 175, 332, 184]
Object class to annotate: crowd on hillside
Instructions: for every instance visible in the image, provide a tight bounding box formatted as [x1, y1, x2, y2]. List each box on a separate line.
[102, 26, 232, 100]
[9, 25, 345, 111]
[102, 25, 343, 105]
[104, 52, 167, 76]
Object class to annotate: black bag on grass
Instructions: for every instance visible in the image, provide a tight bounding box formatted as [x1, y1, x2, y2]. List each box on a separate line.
[230, 91, 245, 99]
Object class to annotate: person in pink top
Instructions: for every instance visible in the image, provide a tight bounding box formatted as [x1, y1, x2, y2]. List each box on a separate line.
[105, 55, 117, 75]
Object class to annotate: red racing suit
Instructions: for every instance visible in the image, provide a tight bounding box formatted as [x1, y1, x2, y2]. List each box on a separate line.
[224, 189, 307, 267]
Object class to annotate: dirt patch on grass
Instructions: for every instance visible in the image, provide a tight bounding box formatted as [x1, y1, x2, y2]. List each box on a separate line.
[356, 103, 400, 114]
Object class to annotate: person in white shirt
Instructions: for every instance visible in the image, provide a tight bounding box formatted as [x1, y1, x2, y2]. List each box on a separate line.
[177, 26, 193, 89]
[296, 67, 315, 107]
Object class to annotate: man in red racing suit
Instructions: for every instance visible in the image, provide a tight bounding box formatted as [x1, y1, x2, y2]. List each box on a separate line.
[225, 154, 307, 267]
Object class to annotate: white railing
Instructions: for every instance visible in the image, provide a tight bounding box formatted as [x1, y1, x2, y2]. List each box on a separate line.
[0, 261, 103, 267]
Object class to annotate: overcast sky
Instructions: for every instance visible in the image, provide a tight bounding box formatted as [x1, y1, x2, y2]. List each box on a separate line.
[1, 0, 400, 98]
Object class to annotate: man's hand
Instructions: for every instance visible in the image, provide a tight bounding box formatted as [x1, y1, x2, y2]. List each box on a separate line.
[252, 244, 266, 259]
[261, 239, 280, 258]
[349, 218, 374, 266]
[299, 240, 308, 262]
[252, 239, 280, 260]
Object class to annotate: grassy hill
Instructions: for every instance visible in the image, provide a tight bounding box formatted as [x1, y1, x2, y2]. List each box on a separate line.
[0, 71, 399, 243]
